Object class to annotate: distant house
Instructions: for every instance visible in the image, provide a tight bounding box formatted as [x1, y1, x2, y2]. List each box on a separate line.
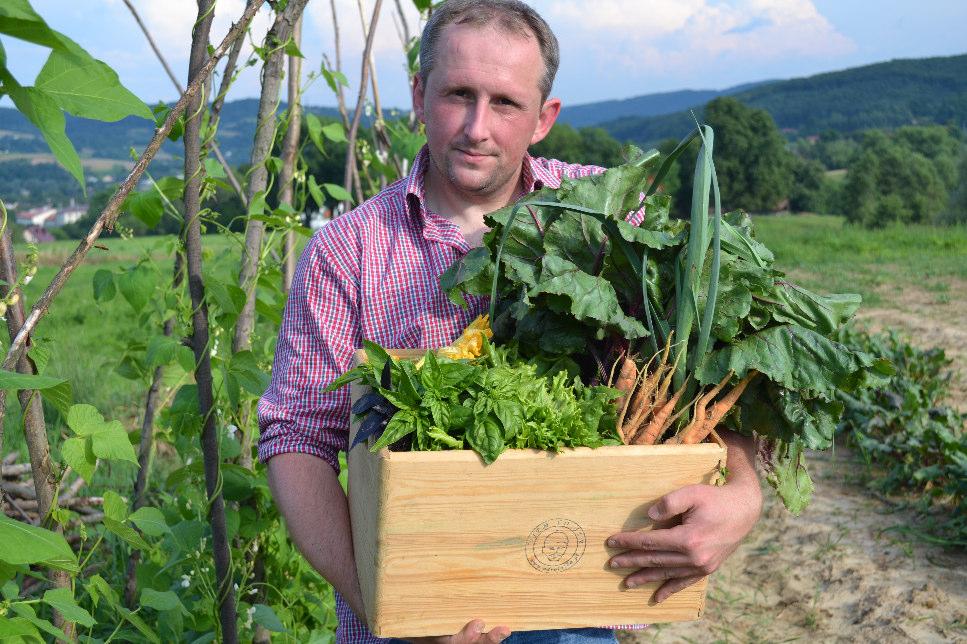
[53, 205, 86, 227]
[22, 226, 55, 244]
[15, 205, 57, 227]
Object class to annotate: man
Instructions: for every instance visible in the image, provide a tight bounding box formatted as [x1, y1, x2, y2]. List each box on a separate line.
[259, 2, 762, 643]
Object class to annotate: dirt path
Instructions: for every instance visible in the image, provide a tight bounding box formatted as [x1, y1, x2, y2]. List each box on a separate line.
[624, 281, 967, 643]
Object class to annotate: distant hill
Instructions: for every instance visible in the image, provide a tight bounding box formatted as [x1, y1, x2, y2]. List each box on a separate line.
[0, 98, 348, 164]
[556, 81, 771, 129]
[596, 54, 967, 147]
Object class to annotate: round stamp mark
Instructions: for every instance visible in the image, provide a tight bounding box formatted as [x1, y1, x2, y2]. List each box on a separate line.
[525, 518, 587, 573]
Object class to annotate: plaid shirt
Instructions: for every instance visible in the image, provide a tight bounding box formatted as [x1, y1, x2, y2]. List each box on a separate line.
[258, 145, 646, 642]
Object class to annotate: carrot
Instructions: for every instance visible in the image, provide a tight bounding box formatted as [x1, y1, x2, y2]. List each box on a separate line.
[633, 375, 690, 445]
[666, 371, 733, 444]
[613, 356, 638, 433]
[679, 370, 758, 445]
[620, 333, 674, 438]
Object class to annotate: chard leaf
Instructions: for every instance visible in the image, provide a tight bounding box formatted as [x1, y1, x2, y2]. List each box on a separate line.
[763, 282, 861, 335]
[556, 148, 660, 219]
[697, 325, 880, 400]
[767, 439, 814, 515]
[530, 256, 646, 339]
[543, 212, 608, 275]
[614, 219, 678, 249]
[737, 378, 841, 449]
[439, 247, 493, 307]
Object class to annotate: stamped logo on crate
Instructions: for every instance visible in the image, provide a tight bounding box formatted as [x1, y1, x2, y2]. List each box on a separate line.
[525, 518, 586, 573]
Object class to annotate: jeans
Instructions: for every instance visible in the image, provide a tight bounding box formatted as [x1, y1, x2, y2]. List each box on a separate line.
[502, 629, 617, 644]
[389, 628, 616, 644]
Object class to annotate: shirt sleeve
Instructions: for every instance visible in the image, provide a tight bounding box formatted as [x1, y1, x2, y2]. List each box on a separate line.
[257, 229, 362, 473]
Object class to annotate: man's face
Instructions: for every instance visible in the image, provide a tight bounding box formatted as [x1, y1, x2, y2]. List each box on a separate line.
[413, 22, 561, 201]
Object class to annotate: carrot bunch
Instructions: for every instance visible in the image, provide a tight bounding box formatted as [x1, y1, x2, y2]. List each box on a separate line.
[608, 334, 758, 445]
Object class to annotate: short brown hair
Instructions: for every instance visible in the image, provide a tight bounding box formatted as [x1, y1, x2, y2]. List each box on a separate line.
[419, 0, 560, 101]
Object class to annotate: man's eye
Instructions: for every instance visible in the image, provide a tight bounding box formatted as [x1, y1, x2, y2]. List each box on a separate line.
[496, 98, 517, 107]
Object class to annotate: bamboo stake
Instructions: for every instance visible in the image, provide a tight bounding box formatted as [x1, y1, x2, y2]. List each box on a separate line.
[279, 16, 303, 297]
[233, 0, 309, 355]
[0, 227, 74, 638]
[121, 0, 247, 208]
[342, 0, 385, 211]
[183, 2, 238, 640]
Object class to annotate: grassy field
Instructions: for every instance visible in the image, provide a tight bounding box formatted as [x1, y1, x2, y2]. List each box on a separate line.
[752, 214, 967, 306]
[1, 234, 241, 467]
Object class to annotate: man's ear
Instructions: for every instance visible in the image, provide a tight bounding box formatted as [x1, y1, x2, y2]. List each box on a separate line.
[412, 74, 427, 124]
[530, 97, 562, 145]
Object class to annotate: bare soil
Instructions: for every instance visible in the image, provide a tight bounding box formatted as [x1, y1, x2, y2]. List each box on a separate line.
[623, 281, 967, 643]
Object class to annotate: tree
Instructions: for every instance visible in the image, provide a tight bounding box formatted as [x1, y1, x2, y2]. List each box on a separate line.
[530, 123, 625, 168]
[703, 97, 793, 212]
[789, 156, 827, 213]
[843, 129, 952, 228]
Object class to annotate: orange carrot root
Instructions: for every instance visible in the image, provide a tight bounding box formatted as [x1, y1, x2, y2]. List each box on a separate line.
[634, 375, 690, 445]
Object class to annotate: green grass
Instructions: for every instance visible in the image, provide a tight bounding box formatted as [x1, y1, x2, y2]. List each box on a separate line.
[1, 234, 241, 467]
[751, 214, 967, 305]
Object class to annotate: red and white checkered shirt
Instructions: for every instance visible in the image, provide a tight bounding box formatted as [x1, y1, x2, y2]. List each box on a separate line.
[258, 145, 646, 642]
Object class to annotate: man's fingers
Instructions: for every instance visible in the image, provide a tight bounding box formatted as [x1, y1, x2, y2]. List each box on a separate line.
[623, 566, 701, 589]
[482, 625, 511, 644]
[450, 620, 510, 644]
[647, 485, 702, 521]
[607, 524, 689, 552]
[609, 549, 691, 570]
[653, 574, 705, 604]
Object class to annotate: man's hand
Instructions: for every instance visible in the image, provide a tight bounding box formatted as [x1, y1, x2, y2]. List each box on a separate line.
[407, 620, 511, 644]
[607, 430, 762, 604]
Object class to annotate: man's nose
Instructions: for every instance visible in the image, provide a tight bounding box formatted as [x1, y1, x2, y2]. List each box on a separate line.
[463, 100, 490, 143]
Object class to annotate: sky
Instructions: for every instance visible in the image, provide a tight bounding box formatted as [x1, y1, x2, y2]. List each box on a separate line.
[2, 0, 966, 113]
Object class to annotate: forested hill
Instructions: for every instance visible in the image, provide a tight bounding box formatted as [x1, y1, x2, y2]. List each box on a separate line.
[597, 54, 967, 146]
[555, 81, 769, 128]
[0, 98, 346, 163]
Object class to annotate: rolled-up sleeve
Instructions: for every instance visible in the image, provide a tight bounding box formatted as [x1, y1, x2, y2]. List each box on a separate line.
[257, 228, 361, 474]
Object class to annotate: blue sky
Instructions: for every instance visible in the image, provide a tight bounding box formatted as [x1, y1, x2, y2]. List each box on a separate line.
[3, 0, 966, 112]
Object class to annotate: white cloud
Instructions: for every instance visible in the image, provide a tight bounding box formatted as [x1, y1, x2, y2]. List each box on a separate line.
[130, 0, 275, 67]
[544, 0, 855, 73]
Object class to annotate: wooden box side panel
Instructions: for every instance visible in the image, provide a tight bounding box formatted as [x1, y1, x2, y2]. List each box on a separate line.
[347, 380, 385, 627]
[369, 446, 725, 637]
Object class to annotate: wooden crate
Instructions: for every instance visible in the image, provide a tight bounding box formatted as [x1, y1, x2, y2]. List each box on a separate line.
[347, 349, 727, 638]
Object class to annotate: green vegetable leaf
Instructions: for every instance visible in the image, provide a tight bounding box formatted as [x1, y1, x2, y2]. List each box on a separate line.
[322, 122, 347, 142]
[102, 490, 129, 522]
[324, 182, 353, 202]
[60, 436, 96, 481]
[305, 113, 325, 153]
[0, 0, 75, 51]
[129, 506, 168, 537]
[117, 264, 155, 313]
[228, 350, 269, 396]
[766, 439, 814, 515]
[10, 603, 69, 642]
[0, 514, 79, 572]
[0, 370, 72, 418]
[466, 415, 504, 464]
[35, 48, 152, 121]
[307, 174, 326, 208]
[530, 256, 646, 339]
[697, 325, 880, 400]
[2, 81, 83, 187]
[123, 189, 163, 228]
[252, 604, 286, 632]
[141, 588, 187, 614]
[103, 517, 150, 550]
[92, 268, 117, 303]
[67, 404, 138, 465]
[0, 617, 40, 638]
[42, 587, 96, 627]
